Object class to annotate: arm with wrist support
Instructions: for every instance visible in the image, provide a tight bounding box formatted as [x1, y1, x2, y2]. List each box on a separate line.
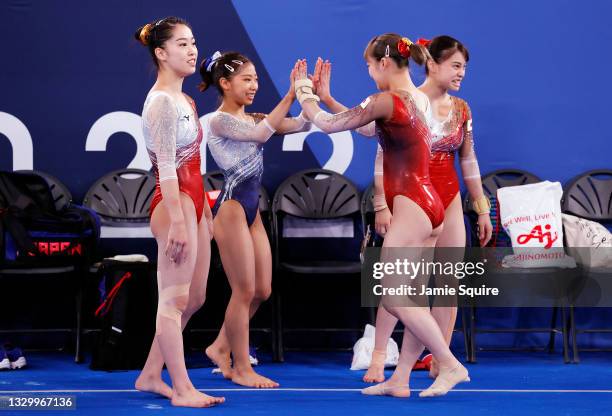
[310, 93, 392, 135]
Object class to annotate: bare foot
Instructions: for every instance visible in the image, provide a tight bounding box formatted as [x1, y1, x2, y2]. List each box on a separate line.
[419, 363, 470, 398]
[135, 374, 173, 399]
[363, 349, 386, 383]
[429, 358, 439, 379]
[171, 389, 224, 408]
[363, 362, 385, 383]
[232, 368, 279, 388]
[361, 381, 410, 398]
[205, 345, 233, 379]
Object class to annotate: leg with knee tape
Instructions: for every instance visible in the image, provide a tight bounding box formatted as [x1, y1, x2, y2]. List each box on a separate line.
[156, 278, 191, 336]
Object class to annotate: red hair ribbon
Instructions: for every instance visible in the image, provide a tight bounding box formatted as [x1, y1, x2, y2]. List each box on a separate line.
[397, 37, 412, 58]
[417, 38, 432, 48]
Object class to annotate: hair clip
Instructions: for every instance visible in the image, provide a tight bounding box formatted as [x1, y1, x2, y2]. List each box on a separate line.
[224, 64, 235, 72]
[155, 18, 166, 26]
[385, 45, 390, 57]
[417, 38, 432, 48]
[205, 50, 222, 72]
[397, 38, 412, 58]
[231, 60, 244, 65]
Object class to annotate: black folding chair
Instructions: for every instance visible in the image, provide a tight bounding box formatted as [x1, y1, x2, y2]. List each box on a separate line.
[83, 168, 156, 226]
[272, 169, 363, 361]
[81, 169, 157, 361]
[463, 169, 572, 363]
[562, 169, 612, 362]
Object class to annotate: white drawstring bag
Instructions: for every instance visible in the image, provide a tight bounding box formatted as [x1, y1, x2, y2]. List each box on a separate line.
[562, 213, 612, 268]
[497, 181, 576, 268]
[350, 324, 399, 370]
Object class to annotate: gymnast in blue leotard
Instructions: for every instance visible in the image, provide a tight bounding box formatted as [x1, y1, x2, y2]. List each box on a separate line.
[199, 52, 310, 388]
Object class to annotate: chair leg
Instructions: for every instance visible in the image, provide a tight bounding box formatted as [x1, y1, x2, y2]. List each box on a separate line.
[469, 305, 477, 363]
[569, 305, 580, 363]
[560, 306, 570, 364]
[272, 288, 284, 362]
[369, 306, 376, 326]
[547, 306, 558, 353]
[75, 285, 83, 363]
[460, 306, 471, 363]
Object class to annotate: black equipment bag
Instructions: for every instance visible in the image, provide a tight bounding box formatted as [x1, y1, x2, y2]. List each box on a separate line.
[0, 171, 99, 266]
[90, 260, 157, 370]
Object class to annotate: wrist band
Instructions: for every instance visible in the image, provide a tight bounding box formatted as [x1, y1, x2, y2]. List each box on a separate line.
[373, 194, 387, 212]
[472, 195, 491, 215]
[295, 79, 320, 104]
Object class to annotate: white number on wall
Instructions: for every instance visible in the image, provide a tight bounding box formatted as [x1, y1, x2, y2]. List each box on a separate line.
[85, 111, 151, 170]
[0, 112, 34, 170]
[283, 127, 353, 174]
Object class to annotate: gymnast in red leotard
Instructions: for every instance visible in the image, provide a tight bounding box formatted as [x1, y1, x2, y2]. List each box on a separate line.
[133, 17, 223, 408]
[296, 33, 469, 398]
[360, 36, 494, 383]
[376, 93, 444, 228]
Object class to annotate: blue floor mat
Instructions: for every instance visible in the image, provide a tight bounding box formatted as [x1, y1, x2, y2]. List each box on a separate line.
[0, 351, 610, 415]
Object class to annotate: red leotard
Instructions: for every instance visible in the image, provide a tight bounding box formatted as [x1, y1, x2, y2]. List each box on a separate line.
[429, 96, 473, 209]
[376, 93, 444, 229]
[148, 97, 207, 223]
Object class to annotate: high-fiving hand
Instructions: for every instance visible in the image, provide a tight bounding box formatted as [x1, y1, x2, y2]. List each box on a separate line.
[313, 57, 332, 103]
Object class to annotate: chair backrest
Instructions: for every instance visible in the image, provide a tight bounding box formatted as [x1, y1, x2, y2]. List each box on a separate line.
[463, 169, 542, 212]
[562, 169, 612, 222]
[272, 169, 360, 219]
[272, 169, 362, 265]
[202, 170, 270, 213]
[361, 182, 375, 234]
[83, 169, 156, 224]
[16, 170, 72, 211]
[202, 170, 225, 192]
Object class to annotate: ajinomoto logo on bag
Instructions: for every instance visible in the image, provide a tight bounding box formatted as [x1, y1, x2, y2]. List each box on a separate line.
[516, 224, 558, 249]
[498, 181, 576, 268]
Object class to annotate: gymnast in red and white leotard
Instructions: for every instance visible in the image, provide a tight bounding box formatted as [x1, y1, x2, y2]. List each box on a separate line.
[296, 33, 469, 398]
[134, 17, 223, 408]
[147, 92, 206, 224]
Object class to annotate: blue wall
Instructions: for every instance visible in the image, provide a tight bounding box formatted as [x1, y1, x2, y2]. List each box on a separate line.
[1, 0, 610, 201]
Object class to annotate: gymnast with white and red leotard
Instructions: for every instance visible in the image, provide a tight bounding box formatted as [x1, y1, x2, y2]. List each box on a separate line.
[134, 17, 224, 408]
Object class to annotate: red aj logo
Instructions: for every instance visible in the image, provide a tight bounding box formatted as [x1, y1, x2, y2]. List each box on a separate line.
[516, 224, 558, 249]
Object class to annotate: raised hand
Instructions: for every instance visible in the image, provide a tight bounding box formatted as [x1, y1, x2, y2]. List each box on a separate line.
[288, 61, 299, 100]
[312, 57, 323, 93]
[319, 59, 332, 103]
[295, 59, 308, 80]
